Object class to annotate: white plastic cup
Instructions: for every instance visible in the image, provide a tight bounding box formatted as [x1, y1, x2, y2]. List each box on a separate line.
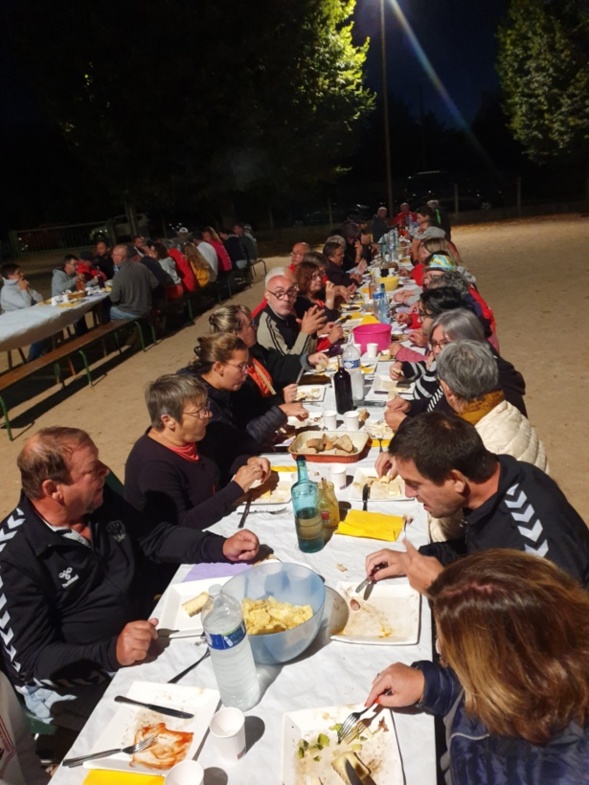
[209, 707, 246, 762]
[343, 411, 360, 432]
[323, 410, 337, 430]
[164, 760, 204, 785]
[329, 464, 347, 490]
[366, 342, 379, 359]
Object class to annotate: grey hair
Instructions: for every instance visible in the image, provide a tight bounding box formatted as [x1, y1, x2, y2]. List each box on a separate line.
[325, 234, 346, 247]
[209, 304, 251, 334]
[427, 270, 470, 296]
[436, 340, 499, 401]
[146, 374, 207, 430]
[430, 308, 485, 343]
[264, 267, 292, 287]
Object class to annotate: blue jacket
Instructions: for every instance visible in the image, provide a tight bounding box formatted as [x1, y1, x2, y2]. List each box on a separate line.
[413, 661, 589, 785]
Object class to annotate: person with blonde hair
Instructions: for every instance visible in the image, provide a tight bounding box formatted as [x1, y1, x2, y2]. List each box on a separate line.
[367, 550, 589, 784]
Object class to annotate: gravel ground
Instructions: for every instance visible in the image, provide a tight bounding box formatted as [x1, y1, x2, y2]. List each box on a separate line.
[0, 215, 587, 522]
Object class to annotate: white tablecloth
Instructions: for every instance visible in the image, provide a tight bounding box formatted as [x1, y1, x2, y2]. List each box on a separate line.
[49, 377, 436, 785]
[0, 293, 109, 352]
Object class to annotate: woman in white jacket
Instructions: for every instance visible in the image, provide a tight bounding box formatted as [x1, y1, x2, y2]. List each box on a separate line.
[430, 339, 548, 540]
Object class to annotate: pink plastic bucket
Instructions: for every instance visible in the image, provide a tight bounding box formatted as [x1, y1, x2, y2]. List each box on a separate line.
[352, 323, 392, 353]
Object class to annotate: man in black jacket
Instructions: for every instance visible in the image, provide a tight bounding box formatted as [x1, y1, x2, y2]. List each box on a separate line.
[365, 413, 589, 593]
[0, 427, 260, 729]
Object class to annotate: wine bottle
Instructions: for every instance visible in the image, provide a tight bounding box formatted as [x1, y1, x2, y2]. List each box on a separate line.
[333, 355, 354, 414]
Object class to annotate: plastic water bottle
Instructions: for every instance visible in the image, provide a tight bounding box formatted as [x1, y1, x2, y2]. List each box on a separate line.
[202, 585, 260, 710]
[342, 340, 364, 405]
[377, 283, 391, 324]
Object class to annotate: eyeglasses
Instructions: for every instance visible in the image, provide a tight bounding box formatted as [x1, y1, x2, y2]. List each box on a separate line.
[266, 287, 298, 300]
[225, 362, 250, 373]
[430, 338, 451, 350]
[238, 320, 256, 330]
[183, 403, 212, 420]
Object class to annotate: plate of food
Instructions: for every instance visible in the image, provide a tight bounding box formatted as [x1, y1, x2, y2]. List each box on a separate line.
[350, 469, 407, 502]
[330, 582, 421, 645]
[288, 431, 369, 463]
[157, 577, 231, 637]
[282, 703, 403, 785]
[240, 471, 294, 506]
[82, 681, 220, 773]
[363, 420, 394, 442]
[296, 385, 327, 403]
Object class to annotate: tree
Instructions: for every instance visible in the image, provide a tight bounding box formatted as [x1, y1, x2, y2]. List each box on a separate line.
[496, 0, 589, 166]
[12, 0, 373, 215]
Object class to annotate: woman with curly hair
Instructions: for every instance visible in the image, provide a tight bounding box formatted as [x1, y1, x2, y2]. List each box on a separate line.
[367, 549, 589, 785]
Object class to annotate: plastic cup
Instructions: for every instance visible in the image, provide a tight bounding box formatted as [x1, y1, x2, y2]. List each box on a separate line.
[343, 411, 359, 432]
[366, 342, 379, 359]
[329, 465, 347, 490]
[323, 410, 337, 430]
[164, 760, 204, 785]
[209, 707, 246, 762]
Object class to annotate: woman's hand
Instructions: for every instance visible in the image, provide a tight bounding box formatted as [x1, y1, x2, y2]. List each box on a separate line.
[408, 330, 428, 348]
[326, 323, 344, 344]
[234, 458, 270, 492]
[308, 352, 329, 368]
[365, 663, 425, 709]
[282, 383, 298, 403]
[325, 281, 337, 306]
[396, 311, 412, 326]
[279, 402, 309, 420]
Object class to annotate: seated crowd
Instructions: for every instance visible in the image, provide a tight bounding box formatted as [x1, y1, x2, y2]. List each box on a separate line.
[0, 207, 588, 784]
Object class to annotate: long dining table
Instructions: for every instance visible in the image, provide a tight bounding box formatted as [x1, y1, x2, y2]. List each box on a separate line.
[49, 361, 437, 785]
[0, 291, 110, 354]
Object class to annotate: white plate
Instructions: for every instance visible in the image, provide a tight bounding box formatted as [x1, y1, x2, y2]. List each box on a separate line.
[157, 578, 231, 637]
[296, 385, 327, 403]
[350, 468, 407, 502]
[84, 681, 220, 773]
[282, 703, 403, 785]
[331, 582, 421, 645]
[238, 472, 294, 506]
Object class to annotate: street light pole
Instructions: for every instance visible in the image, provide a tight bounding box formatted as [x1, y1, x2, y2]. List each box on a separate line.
[381, 0, 394, 217]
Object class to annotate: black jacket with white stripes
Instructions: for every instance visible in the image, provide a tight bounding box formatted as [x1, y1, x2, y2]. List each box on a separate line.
[0, 486, 228, 690]
[421, 455, 589, 587]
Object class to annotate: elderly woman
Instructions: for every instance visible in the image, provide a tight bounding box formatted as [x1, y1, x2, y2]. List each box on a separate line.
[293, 260, 343, 351]
[125, 374, 270, 532]
[367, 550, 589, 785]
[384, 307, 527, 432]
[181, 333, 307, 462]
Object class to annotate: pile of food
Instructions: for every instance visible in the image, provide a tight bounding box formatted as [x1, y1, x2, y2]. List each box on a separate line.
[304, 434, 356, 455]
[131, 723, 193, 770]
[242, 596, 313, 635]
[67, 290, 86, 301]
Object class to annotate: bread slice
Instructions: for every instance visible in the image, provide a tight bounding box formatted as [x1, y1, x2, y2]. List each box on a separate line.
[131, 722, 194, 770]
[181, 591, 209, 617]
[335, 435, 355, 453]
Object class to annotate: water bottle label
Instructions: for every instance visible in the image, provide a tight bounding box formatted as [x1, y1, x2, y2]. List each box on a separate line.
[205, 622, 247, 651]
[343, 359, 360, 370]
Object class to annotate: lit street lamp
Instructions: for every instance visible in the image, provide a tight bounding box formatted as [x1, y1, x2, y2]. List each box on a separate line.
[381, 0, 394, 217]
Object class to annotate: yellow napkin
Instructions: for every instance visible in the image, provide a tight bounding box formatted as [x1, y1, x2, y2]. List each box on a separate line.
[271, 465, 297, 472]
[336, 510, 404, 542]
[83, 772, 163, 784]
[360, 315, 380, 325]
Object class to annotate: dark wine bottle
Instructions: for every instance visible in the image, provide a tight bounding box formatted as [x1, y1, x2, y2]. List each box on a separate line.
[333, 355, 355, 414]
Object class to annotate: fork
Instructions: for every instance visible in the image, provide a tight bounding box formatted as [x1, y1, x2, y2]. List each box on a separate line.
[63, 734, 157, 767]
[337, 693, 392, 744]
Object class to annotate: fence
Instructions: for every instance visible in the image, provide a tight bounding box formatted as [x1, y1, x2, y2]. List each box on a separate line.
[8, 220, 118, 257]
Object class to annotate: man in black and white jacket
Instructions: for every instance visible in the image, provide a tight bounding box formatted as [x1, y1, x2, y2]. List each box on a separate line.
[366, 412, 589, 593]
[0, 427, 260, 729]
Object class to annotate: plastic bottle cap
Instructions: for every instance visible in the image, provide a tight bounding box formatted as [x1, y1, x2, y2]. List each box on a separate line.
[209, 584, 222, 597]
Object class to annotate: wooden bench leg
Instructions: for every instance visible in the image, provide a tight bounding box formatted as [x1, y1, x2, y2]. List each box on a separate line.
[133, 321, 146, 351]
[77, 350, 92, 386]
[0, 395, 13, 441]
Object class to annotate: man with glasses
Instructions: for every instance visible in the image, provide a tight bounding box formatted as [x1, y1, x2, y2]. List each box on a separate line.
[0, 426, 261, 729]
[256, 268, 329, 365]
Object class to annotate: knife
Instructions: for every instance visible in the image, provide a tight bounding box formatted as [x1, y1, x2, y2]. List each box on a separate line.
[353, 561, 388, 595]
[113, 696, 194, 718]
[344, 757, 378, 785]
[362, 483, 370, 512]
[238, 492, 253, 529]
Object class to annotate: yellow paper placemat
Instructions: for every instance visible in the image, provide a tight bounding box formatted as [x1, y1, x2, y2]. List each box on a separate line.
[336, 510, 404, 541]
[83, 772, 164, 785]
[271, 465, 297, 472]
[359, 315, 380, 325]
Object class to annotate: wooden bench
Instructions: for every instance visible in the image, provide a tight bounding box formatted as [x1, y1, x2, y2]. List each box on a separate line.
[0, 319, 137, 441]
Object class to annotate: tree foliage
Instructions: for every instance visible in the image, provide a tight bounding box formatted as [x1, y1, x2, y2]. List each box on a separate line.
[496, 0, 589, 165]
[13, 0, 373, 212]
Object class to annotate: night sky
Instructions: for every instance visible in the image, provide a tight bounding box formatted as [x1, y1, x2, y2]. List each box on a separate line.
[356, 0, 510, 127]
